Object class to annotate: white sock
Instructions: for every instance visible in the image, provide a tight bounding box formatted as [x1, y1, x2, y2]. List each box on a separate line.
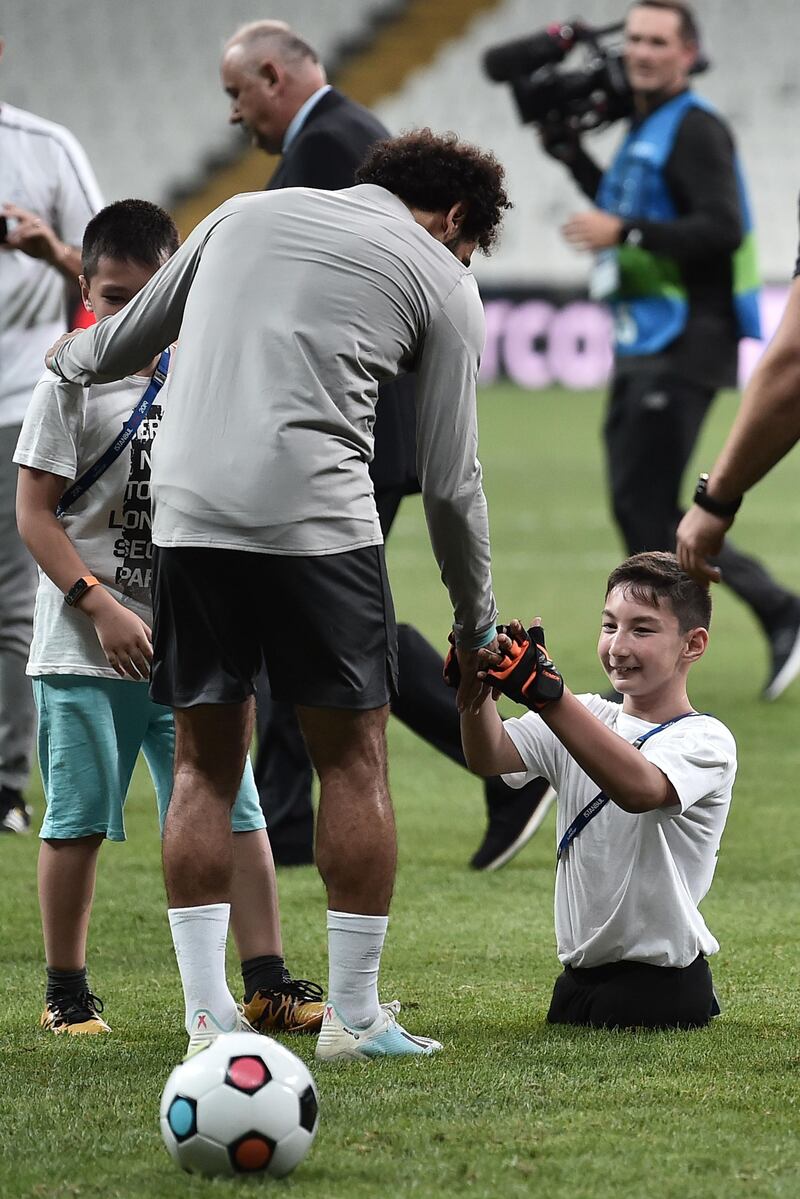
[327, 909, 388, 1029]
[168, 903, 238, 1034]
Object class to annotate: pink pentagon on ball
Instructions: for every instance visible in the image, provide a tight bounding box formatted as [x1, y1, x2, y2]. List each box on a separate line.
[226, 1056, 269, 1093]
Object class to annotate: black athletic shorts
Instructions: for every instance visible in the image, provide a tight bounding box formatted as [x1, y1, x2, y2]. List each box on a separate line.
[546, 954, 719, 1031]
[150, 544, 398, 710]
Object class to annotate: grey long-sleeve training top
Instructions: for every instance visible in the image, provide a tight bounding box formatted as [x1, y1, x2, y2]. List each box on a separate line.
[50, 183, 497, 647]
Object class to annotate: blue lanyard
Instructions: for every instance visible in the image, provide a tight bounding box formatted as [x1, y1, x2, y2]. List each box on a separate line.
[55, 349, 170, 518]
[556, 711, 701, 862]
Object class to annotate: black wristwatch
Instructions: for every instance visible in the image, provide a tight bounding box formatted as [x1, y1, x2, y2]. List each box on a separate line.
[693, 474, 742, 518]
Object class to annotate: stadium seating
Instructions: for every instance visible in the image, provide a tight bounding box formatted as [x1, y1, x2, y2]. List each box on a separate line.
[3, 0, 796, 283]
[0, 0, 401, 207]
[374, 0, 800, 284]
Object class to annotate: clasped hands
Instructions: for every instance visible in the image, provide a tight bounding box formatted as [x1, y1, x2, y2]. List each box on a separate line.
[445, 619, 564, 713]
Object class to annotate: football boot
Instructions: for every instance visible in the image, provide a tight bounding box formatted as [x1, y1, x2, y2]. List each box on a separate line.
[40, 989, 111, 1035]
[243, 979, 324, 1035]
[315, 999, 442, 1062]
[185, 1003, 257, 1058]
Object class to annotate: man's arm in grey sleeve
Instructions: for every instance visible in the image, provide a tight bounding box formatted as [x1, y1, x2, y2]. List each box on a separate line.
[50, 208, 233, 385]
[414, 275, 498, 648]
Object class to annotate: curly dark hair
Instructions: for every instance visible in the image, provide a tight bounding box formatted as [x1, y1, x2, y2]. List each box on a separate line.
[606, 551, 712, 632]
[356, 128, 512, 254]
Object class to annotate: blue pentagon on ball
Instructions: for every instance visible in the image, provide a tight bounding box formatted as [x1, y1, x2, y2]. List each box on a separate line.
[167, 1096, 197, 1141]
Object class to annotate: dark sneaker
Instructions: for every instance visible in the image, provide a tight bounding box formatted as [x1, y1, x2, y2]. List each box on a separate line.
[243, 979, 324, 1034]
[471, 776, 556, 871]
[763, 602, 800, 700]
[41, 990, 111, 1035]
[0, 787, 32, 834]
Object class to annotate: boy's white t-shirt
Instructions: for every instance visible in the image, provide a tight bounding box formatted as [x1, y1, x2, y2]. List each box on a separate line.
[14, 365, 167, 678]
[502, 694, 737, 969]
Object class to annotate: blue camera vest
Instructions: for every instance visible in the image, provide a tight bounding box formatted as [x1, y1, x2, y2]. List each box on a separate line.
[595, 90, 761, 356]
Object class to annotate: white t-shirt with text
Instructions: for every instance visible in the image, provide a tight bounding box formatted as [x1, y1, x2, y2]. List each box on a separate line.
[502, 694, 737, 969]
[14, 365, 167, 677]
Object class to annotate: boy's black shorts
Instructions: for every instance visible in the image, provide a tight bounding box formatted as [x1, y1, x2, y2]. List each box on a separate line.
[546, 954, 719, 1031]
[150, 544, 398, 711]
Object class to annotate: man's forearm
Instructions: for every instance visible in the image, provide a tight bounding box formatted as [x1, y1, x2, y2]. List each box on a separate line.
[50, 214, 213, 383]
[50, 243, 82, 282]
[569, 148, 603, 201]
[621, 212, 740, 262]
[51, 278, 175, 384]
[423, 489, 497, 646]
[414, 283, 499, 644]
[647, 107, 742, 262]
[50, 315, 143, 385]
[707, 279, 800, 501]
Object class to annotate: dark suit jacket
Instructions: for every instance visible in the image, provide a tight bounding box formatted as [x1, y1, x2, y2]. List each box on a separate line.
[267, 88, 418, 499]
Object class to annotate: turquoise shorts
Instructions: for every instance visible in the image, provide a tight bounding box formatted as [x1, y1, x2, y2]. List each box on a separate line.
[34, 676, 265, 842]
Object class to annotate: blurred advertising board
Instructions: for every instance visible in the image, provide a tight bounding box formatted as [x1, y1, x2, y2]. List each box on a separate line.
[478, 284, 792, 389]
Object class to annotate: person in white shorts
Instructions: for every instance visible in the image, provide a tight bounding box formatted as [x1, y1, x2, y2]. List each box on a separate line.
[15, 199, 322, 1039]
[1, 39, 103, 832]
[458, 551, 736, 1029]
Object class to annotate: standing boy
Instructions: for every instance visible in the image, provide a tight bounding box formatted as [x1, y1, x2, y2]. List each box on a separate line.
[15, 200, 321, 1041]
[460, 552, 736, 1029]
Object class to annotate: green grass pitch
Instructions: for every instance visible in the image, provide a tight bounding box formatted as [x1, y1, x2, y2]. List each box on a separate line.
[2, 385, 800, 1198]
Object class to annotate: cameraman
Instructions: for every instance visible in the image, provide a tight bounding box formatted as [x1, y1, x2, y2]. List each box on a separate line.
[551, 0, 800, 699]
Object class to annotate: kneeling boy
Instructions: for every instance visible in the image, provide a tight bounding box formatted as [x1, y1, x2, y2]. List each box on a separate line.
[15, 200, 321, 1045]
[460, 552, 736, 1030]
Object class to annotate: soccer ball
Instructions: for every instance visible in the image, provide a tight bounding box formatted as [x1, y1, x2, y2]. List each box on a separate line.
[160, 1032, 319, 1178]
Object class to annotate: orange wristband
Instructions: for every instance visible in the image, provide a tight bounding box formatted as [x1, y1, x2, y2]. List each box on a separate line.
[63, 575, 100, 607]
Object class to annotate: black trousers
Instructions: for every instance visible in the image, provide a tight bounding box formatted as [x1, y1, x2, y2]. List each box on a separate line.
[547, 955, 718, 1030]
[605, 368, 793, 627]
[253, 485, 526, 860]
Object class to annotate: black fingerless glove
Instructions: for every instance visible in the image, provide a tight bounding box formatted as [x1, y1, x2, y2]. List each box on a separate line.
[486, 625, 564, 710]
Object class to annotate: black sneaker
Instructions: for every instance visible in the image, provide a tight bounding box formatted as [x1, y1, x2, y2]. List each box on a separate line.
[40, 989, 111, 1035]
[763, 600, 800, 701]
[0, 786, 32, 834]
[470, 776, 556, 871]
